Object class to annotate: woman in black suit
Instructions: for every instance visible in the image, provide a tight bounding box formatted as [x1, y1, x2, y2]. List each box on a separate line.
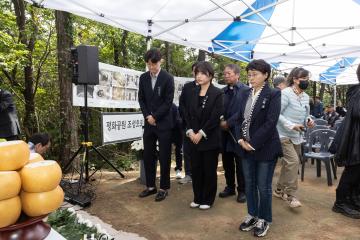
[185, 61, 223, 210]
[235, 60, 282, 237]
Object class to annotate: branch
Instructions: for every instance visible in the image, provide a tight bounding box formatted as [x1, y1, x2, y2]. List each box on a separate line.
[33, 25, 53, 97]
[12, 0, 26, 45]
[27, 6, 39, 52]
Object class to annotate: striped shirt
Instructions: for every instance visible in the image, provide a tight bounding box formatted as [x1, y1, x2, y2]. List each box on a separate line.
[277, 87, 310, 145]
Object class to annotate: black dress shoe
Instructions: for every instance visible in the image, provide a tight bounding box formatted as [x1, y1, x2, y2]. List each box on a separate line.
[237, 192, 246, 203]
[155, 190, 168, 202]
[332, 201, 360, 219]
[219, 187, 236, 198]
[139, 188, 157, 198]
[350, 196, 360, 211]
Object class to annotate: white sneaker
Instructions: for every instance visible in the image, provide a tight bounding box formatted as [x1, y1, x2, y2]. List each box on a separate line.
[179, 175, 192, 184]
[199, 204, 211, 210]
[175, 170, 182, 179]
[287, 195, 302, 208]
[273, 189, 288, 201]
[190, 202, 200, 208]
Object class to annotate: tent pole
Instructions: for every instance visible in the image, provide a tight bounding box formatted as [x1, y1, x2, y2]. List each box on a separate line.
[146, 20, 153, 71]
[334, 85, 337, 108]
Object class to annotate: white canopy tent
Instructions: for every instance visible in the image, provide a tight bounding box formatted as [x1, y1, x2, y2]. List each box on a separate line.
[27, 0, 360, 85]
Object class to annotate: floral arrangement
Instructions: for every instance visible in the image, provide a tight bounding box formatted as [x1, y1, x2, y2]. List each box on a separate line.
[130, 139, 144, 151]
[47, 208, 113, 240]
[130, 139, 144, 160]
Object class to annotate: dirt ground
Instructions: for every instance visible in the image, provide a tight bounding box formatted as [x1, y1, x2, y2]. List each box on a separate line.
[86, 161, 360, 240]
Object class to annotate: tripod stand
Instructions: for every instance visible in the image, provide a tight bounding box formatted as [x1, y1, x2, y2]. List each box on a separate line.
[62, 84, 124, 206]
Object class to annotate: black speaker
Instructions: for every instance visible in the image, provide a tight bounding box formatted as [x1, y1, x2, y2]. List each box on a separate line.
[71, 45, 99, 85]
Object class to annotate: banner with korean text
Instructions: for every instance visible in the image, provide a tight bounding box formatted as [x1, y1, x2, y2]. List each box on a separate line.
[101, 112, 144, 144]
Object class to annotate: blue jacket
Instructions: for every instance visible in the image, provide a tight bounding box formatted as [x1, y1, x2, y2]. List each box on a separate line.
[234, 84, 282, 161]
[221, 82, 250, 153]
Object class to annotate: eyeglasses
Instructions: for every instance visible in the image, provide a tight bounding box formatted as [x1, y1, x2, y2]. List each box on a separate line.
[247, 73, 259, 79]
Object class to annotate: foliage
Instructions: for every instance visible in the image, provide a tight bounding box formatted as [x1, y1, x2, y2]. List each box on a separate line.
[47, 209, 102, 240]
[47, 208, 115, 239]
[0, 0, 341, 167]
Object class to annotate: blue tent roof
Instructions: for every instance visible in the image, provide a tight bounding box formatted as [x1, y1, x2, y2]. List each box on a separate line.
[319, 57, 357, 85]
[209, 0, 277, 62]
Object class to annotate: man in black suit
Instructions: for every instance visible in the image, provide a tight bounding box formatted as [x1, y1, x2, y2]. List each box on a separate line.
[219, 64, 249, 203]
[138, 48, 175, 201]
[178, 62, 198, 184]
[0, 88, 21, 141]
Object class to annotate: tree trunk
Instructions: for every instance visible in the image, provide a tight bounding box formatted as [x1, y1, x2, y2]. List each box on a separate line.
[120, 30, 129, 67]
[319, 83, 326, 101]
[12, 0, 38, 138]
[165, 42, 171, 72]
[23, 64, 36, 137]
[113, 31, 120, 66]
[55, 10, 78, 166]
[312, 81, 317, 100]
[198, 49, 206, 61]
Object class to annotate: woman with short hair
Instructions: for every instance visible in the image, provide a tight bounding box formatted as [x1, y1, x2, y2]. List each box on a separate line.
[236, 59, 282, 237]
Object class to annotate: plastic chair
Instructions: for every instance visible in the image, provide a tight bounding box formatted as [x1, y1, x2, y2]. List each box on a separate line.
[303, 125, 329, 153]
[301, 129, 337, 186]
[333, 120, 343, 130]
[314, 119, 328, 126]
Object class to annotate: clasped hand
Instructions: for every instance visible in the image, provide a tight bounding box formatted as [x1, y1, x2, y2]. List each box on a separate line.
[189, 132, 203, 144]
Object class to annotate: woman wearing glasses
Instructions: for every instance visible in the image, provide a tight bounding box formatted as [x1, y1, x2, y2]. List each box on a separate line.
[235, 59, 282, 237]
[274, 67, 314, 209]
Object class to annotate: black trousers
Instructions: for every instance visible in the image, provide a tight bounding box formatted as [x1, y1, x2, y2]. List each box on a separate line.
[336, 164, 360, 202]
[191, 148, 219, 205]
[172, 128, 183, 171]
[143, 126, 172, 190]
[222, 151, 245, 193]
[181, 136, 192, 176]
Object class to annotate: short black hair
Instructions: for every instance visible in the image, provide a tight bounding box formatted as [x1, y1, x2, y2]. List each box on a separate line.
[194, 61, 214, 80]
[144, 48, 162, 63]
[29, 133, 50, 146]
[357, 63, 360, 82]
[224, 63, 241, 75]
[245, 59, 271, 81]
[287, 67, 310, 86]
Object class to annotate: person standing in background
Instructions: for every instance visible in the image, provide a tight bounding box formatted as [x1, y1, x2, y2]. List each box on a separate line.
[219, 64, 249, 203]
[178, 62, 199, 184]
[0, 88, 21, 141]
[171, 103, 184, 179]
[313, 96, 324, 118]
[273, 76, 287, 90]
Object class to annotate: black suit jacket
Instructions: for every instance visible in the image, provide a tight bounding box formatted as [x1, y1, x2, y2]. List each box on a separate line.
[235, 84, 282, 161]
[221, 82, 250, 153]
[185, 84, 224, 151]
[0, 89, 21, 138]
[179, 80, 197, 129]
[138, 69, 174, 131]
